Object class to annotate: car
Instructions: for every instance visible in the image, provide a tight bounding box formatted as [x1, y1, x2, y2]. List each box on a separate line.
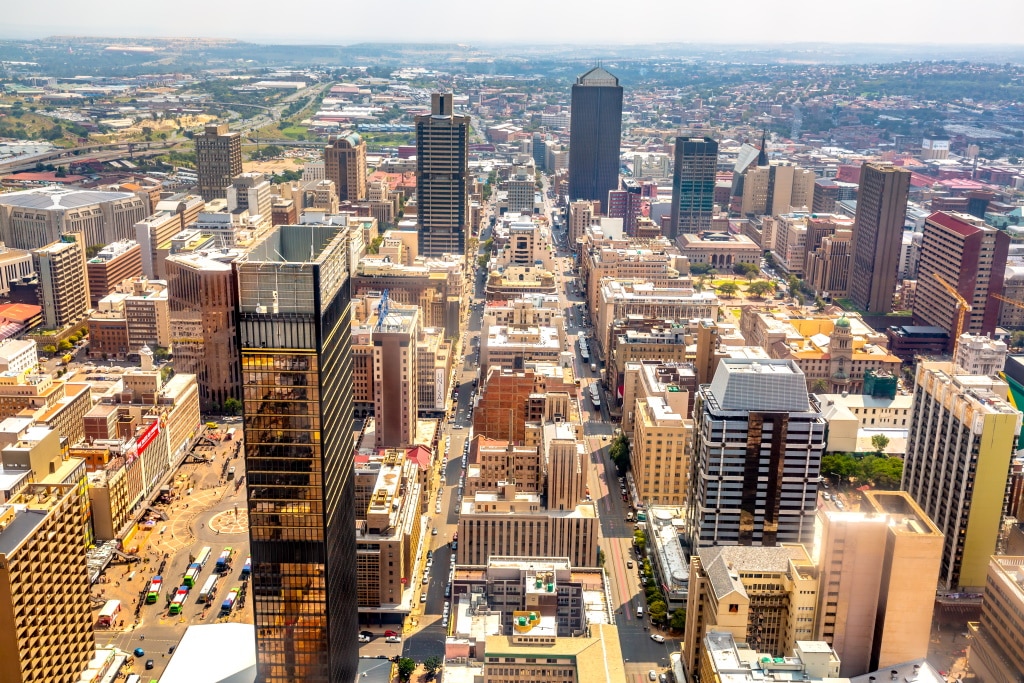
[133, 648, 145, 658]
[422, 575, 429, 585]
[420, 593, 427, 603]
[426, 549, 433, 560]
[432, 527, 438, 535]
[650, 634, 665, 643]
[145, 660, 155, 670]
[649, 671, 658, 681]
[627, 561, 633, 569]
[360, 630, 374, 638]
[384, 630, 399, 637]
[444, 585, 451, 597]
[358, 634, 372, 642]
[385, 636, 402, 643]
[602, 435, 608, 441]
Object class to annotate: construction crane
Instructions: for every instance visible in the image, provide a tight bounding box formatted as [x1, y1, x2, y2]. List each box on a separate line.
[931, 273, 970, 357]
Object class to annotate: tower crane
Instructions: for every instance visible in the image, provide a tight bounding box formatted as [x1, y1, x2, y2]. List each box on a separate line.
[931, 273, 970, 358]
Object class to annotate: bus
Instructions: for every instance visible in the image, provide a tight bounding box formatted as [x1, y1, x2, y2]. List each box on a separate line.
[589, 384, 601, 408]
[97, 599, 120, 628]
[194, 546, 212, 568]
[198, 574, 219, 604]
[225, 428, 237, 441]
[215, 548, 234, 573]
[220, 587, 240, 615]
[168, 587, 188, 616]
[182, 563, 202, 588]
[126, 675, 141, 683]
[145, 576, 163, 604]
[240, 556, 252, 580]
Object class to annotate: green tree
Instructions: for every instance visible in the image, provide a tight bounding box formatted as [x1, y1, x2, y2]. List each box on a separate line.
[153, 346, 171, 361]
[747, 281, 774, 298]
[669, 608, 687, 632]
[597, 548, 606, 566]
[396, 657, 417, 682]
[872, 457, 903, 490]
[811, 379, 830, 393]
[423, 655, 443, 679]
[57, 340, 72, 352]
[42, 345, 57, 355]
[717, 282, 738, 298]
[648, 599, 668, 623]
[1011, 331, 1024, 350]
[633, 529, 647, 554]
[690, 262, 713, 275]
[871, 433, 890, 455]
[223, 397, 242, 416]
[366, 235, 385, 254]
[821, 453, 858, 483]
[609, 434, 631, 473]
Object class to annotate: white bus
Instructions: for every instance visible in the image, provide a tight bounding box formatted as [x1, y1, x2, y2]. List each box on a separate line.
[97, 599, 120, 628]
[198, 574, 220, 604]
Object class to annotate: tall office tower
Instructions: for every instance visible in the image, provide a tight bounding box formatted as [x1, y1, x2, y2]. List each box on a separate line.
[195, 123, 242, 201]
[236, 224, 358, 682]
[688, 358, 826, 548]
[371, 300, 419, 448]
[568, 67, 622, 204]
[967, 555, 1024, 682]
[324, 133, 367, 203]
[166, 251, 240, 411]
[567, 199, 595, 249]
[847, 162, 910, 314]
[531, 132, 547, 171]
[33, 234, 89, 330]
[227, 172, 274, 230]
[815, 491, 942, 677]
[902, 361, 1020, 590]
[0, 483, 94, 683]
[416, 93, 469, 257]
[670, 136, 719, 239]
[913, 211, 1009, 345]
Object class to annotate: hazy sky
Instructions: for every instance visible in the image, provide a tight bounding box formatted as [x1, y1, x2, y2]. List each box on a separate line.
[4, 0, 1024, 45]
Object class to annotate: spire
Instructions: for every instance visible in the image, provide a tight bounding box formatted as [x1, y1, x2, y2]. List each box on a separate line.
[756, 129, 769, 166]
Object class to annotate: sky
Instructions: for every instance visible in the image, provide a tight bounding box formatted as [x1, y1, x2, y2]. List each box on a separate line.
[3, 0, 1024, 45]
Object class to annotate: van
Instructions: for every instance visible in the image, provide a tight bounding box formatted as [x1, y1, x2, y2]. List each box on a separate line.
[636, 606, 644, 618]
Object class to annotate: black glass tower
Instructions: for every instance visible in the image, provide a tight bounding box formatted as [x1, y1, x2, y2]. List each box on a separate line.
[236, 223, 358, 682]
[568, 67, 622, 206]
[670, 136, 718, 239]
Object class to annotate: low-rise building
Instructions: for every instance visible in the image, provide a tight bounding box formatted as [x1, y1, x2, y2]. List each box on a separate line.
[816, 391, 913, 455]
[88, 278, 170, 358]
[482, 623, 623, 683]
[679, 231, 761, 270]
[484, 266, 558, 298]
[953, 333, 1007, 375]
[698, 632, 840, 683]
[480, 324, 563, 377]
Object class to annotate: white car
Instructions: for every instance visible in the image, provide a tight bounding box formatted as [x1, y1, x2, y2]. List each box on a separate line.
[420, 593, 427, 603]
[385, 636, 402, 643]
[358, 634, 371, 643]
[649, 671, 657, 681]
[650, 634, 665, 643]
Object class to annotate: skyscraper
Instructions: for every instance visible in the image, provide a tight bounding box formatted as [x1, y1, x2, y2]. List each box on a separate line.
[568, 67, 622, 205]
[416, 93, 469, 257]
[33, 234, 89, 331]
[372, 300, 419, 448]
[847, 162, 910, 314]
[688, 358, 826, 548]
[913, 211, 1009, 346]
[195, 123, 242, 201]
[902, 361, 1020, 590]
[324, 133, 367, 203]
[670, 136, 718, 239]
[236, 223, 358, 682]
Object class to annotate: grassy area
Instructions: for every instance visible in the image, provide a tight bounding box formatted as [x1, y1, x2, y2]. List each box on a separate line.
[280, 125, 310, 139]
[361, 131, 415, 148]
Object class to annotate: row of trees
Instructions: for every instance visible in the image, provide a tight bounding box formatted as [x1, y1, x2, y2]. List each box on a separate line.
[820, 451, 903, 490]
[632, 534, 687, 630]
[396, 655, 443, 681]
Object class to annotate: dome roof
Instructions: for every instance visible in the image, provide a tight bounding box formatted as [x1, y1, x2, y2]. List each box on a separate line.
[835, 315, 851, 329]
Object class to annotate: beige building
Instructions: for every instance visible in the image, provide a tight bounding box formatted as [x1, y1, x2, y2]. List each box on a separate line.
[325, 133, 367, 202]
[355, 449, 422, 616]
[739, 162, 816, 218]
[195, 123, 242, 201]
[967, 555, 1024, 682]
[679, 231, 761, 270]
[352, 255, 464, 333]
[699, 632, 841, 683]
[371, 302, 419, 448]
[582, 241, 687, 313]
[953, 333, 1007, 376]
[134, 194, 205, 280]
[629, 363, 694, 506]
[227, 172, 274, 231]
[484, 266, 558, 298]
[86, 239, 143, 307]
[0, 482, 94, 683]
[416, 327, 452, 415]
[815, 491, 943, 677]
[33, 235, 90, 331]
[567, 200, 595, 248]
[0, 244, 34, 297]
[816, 392, 913, 454]
[482, 623, 623, 683]
[458, 482, 598, 567]
[805, 229, 852, 298]
[480, 323, 564, 377]
[88, 278, 171, 358]
[684, 544, 819, 675]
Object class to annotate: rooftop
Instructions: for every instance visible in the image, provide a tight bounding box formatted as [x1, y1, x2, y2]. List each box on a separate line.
[707, 358, 811, 413]
[0, 186, 138, 210]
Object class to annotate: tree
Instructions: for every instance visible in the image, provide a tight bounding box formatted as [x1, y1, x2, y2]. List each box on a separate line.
[366, 235, 385, 254]
[423, 656, 443, 680]
[871, 433, 890, 455]
[1011, 331, 1024, 350]
[717, 282, 738, 298]
[810, 379, 830, 393]
[633, 529, 647, 554]
[223, 397, 242, 416]
[690, 262, 713, 275]
[396, 657, 417, 682]
[871, 457, 903, 490]
[821, 453, 859, 483]
[153, 346, 171, 361]
[648, 599, 668, 624]
[609, 434, 631, 473]
[669, 608, 687, 632]
[747, 281, 774, 298]
[42, 345, 57, 355]
[597, 548, 606, 566]
[57, 340, 72, 352]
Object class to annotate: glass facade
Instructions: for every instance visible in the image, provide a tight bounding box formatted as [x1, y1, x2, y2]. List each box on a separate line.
[238, 225, 357, 683]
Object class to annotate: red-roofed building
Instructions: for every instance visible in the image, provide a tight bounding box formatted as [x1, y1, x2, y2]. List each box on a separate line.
[0, 303, 42, 332]
[914, 211, 1009, 349]
[0, 172, 86, 186]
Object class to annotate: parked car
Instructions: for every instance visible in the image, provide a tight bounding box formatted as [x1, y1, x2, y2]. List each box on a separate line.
[649, 671, 658, 681]
[385, 636, 401, 643]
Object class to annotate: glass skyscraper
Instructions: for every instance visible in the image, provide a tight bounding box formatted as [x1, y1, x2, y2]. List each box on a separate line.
[568, 67, 622, 206]
[236, 223, 358, 682]
[670, 136, 718, 239]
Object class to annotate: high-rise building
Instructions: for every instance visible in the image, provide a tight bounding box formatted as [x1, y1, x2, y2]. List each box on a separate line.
[815, 491, 943, 677]
[324, 134, 367, 203]
[847, 163, 910, 314]
[913, 211, 1009, 345]
[670, 136, 718, 239]
[195, 123, 242, 201]
[567, 199, 595, 250]
[903, 361, 1020, 589]
[568, 67, 622, 204]
[0, 483, 94, 683]
[688, 358, 825, 548]
[227, 172, 274, 231]
[966, 555, 1024, 682]
[371, 300, 419, 448]
[33, 235, 89, 331]
[166, 251, 240, 411]
[85, 239, 143, 308]
[236, 223, 358, 682]
[416, 93, 469, 257]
